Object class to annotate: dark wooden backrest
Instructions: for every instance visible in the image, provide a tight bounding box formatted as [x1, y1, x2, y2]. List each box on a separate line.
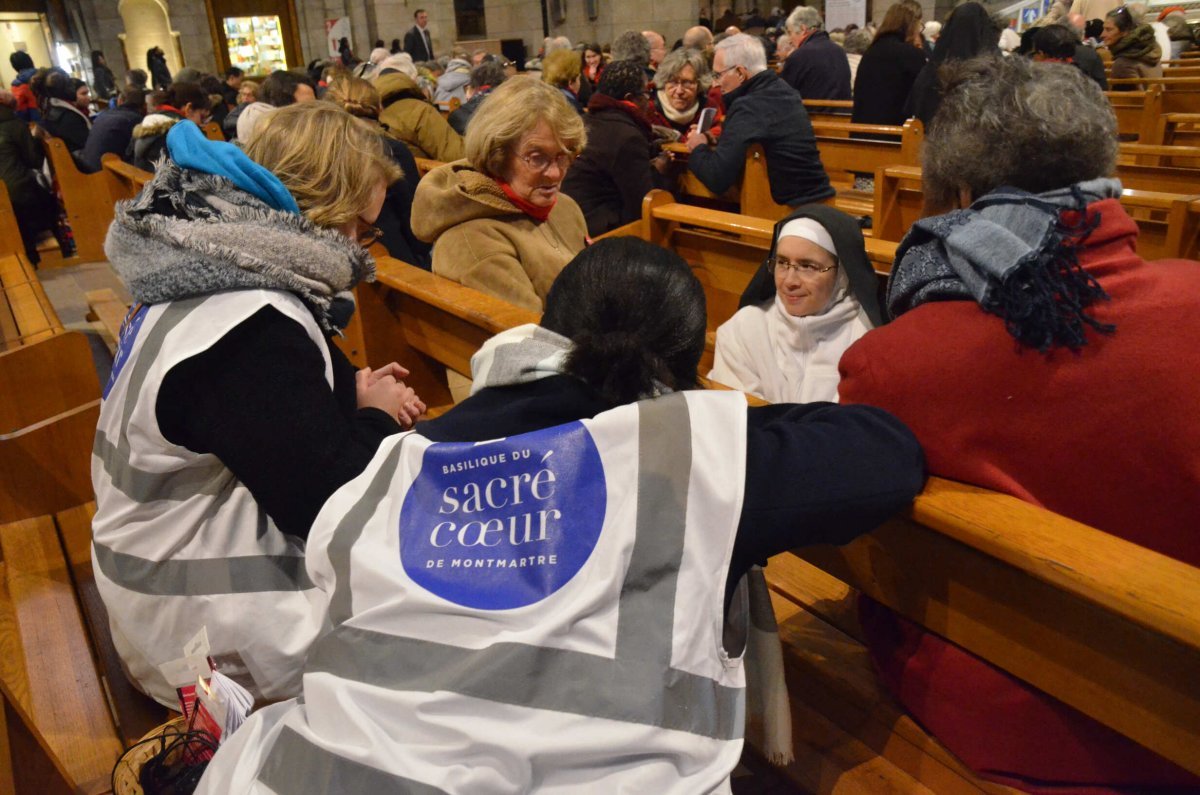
[41, 137, 125, 264]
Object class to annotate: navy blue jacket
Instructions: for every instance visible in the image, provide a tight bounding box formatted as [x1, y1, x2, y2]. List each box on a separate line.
[78, 105, 143, 173]
[688, 69, 834, 207]
[780, 31, 852, 100]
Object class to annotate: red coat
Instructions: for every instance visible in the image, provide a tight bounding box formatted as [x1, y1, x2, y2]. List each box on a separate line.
[838, 198, 1200, 793]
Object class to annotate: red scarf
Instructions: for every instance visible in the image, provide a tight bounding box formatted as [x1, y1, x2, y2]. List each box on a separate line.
[155, 104, 184, 117]
[586, 93, 653, 137]
[498, 180, 555, 222]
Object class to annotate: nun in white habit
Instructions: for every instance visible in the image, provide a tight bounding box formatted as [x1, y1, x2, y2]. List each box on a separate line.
[709, 205, 884, 403]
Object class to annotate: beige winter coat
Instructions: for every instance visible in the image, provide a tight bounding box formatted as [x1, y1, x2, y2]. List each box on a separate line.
[376, 71, 465, 163]
[412, 161, 588, 312]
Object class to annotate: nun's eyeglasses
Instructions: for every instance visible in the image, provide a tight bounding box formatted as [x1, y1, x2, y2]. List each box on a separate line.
[768, 256, 836, 275]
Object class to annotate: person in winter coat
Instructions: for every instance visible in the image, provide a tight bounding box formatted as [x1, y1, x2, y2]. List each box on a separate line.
[127, 82, 210, 170]
[710, 206, 880, 403]
[780, 6, 852, 99]
[0, 89, 59, 264]
[686, 34, 834, 209]
[146, 46, 172, 90]
[852, 0, 927, 126]
[39, 69, 92, 153]
[1103, 5, 1163, 88]
[561, 61, 670, 237]
[904, 3, 1001, 127]
[447, 60, 506, 135]
[434, 56, 472, 103]
[78, 88, 145, 173]
[412, 76, 587, 311]
[93, 102, 424, 709]
[8, 51, 39, 121]
[91, 50, 118, 102]
[647, 47, 723, 136]
[192, 234, 925, 795]
[235, 70, 315, 144]
[840, 54, 1200, 795]
[324, 75, 431, 269]
[376, 68, 464, 161]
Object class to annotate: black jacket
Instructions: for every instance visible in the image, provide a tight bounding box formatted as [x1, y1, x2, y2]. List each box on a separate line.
[561, 104, 657, 237]
[41, 103, 91, 152]
[688, 69, 835, 207]
[852, 32, 927, 126]
[419, 375, 925, 609]
[148, 52, 172, 90]
[78, 104, 143, 173]
[0, 104, 45, 206]
[447, 88, 489, 135]
[1074, 44, 1108, 90]
[377, 136, 432, 269]
[93, 64, 118, 100]
[780, 31, 852, 100]
[127, 112, 181, 172]
[404, 25, 434, 62]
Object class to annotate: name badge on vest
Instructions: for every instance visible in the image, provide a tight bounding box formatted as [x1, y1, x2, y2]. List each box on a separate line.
[400, 421, 607, 610]
[104, 304, 150, 399]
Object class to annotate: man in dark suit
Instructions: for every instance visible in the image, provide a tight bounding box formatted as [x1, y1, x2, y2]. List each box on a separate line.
[404, 9, 434, 62]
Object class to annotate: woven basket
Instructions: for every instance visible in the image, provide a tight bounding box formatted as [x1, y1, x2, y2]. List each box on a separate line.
[111, 716, 192, 795]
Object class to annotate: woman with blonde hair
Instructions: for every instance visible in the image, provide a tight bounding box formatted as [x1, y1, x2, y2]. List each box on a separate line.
[541, 48, 584, 113]
[412, 75, 588, 311]
[93, 102, 425, 708]
[324, 74, 430, 267]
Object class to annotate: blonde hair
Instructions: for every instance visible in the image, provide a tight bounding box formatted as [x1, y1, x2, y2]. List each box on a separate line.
[541, 49, 581, 88]
[465, 76, 586, 178]
[245, 102, 402, 229]
[324, 74, 382, 119]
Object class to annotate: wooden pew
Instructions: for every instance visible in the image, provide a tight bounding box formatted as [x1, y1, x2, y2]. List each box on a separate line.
[101, 152, 153, 199]
[1105, 86, 1163, 142]
[1115, 144, 1200, 192]
[1109, 77, 1200, 114]
[1155, 111, 1200, 146]
[40, 137, 126, 267]
[356, 243, 1200, 788]
[872, 164, 1200, 261]
[803, 98, 853, 125]
[414, 157, 444, 178]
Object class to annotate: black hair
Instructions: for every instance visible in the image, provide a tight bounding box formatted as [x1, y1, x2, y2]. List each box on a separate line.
[90, 50, 106, 67]
[9, 51, 34, 72]
[1084, 18, 1104, 39]
[43, 69, 78, 102]
[931, 2, 1002, 64]
[1034, 25, 1077, 59]
[260, 70, 314, 107]
[200, 74, 224, 95]
[596, 59, 646, 99]
[414, 7, 427, 17]
[127, 68, 148, 88]
[225, 66, 244, 79]
[163, 82, 209, 112]
[391, 38, 402, 53]
[469, 60, 506, 89]
[541, 238, 707, 405]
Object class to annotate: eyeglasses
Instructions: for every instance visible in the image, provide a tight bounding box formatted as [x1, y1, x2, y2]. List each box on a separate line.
[356, 217, 382, 247]
[519, 150, 575, 173]
[768, 256, 837, 275]
[665, 79, 698, 91]
[713, 65, 742, 80]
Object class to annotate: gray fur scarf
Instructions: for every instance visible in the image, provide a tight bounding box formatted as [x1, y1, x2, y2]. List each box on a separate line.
[105, 159, 373, 333]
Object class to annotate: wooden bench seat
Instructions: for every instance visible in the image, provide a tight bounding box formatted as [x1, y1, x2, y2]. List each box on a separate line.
[40, 137, 130, 267]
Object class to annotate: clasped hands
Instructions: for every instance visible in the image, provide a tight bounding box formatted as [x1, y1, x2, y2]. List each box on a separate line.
[356, 362, 426, 429]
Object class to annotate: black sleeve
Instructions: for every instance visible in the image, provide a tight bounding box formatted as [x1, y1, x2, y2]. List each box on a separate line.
[686, 107, 752, 196]
[729, 401, 926, 584]
[156, 305, 402, 540]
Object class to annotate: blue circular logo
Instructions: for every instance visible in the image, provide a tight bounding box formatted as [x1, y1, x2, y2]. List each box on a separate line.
[400, 421, 607, 610]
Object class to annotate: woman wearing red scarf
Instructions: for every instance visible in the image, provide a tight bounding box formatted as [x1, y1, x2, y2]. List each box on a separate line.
[561, 60, 672, 237]
[412, 77, 587, 312]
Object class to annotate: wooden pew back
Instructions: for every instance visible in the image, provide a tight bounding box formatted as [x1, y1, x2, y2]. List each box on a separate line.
[1105, 86, 1163, 142]
[40, 137, 126, 266]
[1109, 78, 1200, 114]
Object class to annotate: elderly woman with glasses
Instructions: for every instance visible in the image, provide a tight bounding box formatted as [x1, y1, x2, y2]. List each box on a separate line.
[709, 205, 882, 403]
[648, 47, 723, 136]
[413, 76, 588, 311]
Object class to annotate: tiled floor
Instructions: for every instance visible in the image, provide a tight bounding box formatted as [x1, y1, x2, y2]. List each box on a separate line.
[38, 259, 128, 383]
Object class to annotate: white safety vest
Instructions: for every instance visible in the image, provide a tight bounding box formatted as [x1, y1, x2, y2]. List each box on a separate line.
[197, 389, 750, 794]
[91, 290, 331, 707]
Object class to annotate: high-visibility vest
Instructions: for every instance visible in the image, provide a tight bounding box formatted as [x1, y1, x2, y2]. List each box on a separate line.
[197, 389, 750, 794]
[92, 290, 331, 707]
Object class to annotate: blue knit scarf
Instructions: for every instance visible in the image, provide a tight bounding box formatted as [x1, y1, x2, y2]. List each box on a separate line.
[887, 178, 1121, 351]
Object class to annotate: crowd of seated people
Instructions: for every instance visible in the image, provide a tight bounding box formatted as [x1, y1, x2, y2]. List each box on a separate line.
[5, 5, 1199, 791]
